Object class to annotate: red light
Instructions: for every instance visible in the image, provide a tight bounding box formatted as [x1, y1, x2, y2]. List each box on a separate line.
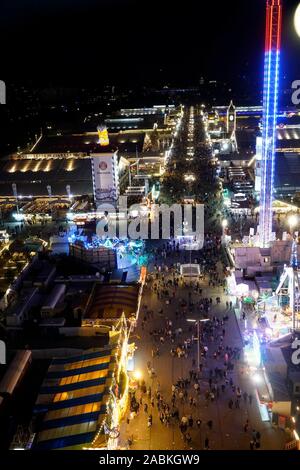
[265, 0, 282, 52]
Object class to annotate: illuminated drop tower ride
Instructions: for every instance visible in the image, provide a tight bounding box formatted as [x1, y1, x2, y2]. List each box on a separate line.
[259, 0, 282, 248]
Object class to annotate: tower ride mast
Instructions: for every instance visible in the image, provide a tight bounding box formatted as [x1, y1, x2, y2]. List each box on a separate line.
[259, 0, 282, 248]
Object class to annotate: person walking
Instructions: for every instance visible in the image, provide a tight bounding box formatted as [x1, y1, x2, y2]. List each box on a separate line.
[181, 415, 188, 427]
[196, 418, 201, 429]
[185, 432, 192, 446]
[207, 420, 213, 430]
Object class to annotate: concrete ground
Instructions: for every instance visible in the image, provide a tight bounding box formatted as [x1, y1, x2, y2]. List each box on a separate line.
[120, 251, 288, 450]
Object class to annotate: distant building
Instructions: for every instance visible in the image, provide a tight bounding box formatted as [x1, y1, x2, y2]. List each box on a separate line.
[32, 338, 130, 450]
[255, 125, 300, 198]
[40, 284, 66, 318]
[69, 240, 117, 270]
[6, 287, 41, 327]
[83, 283, 141, 327]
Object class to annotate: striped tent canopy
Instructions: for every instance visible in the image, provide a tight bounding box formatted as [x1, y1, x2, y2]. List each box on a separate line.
[33, 346, 119, 450]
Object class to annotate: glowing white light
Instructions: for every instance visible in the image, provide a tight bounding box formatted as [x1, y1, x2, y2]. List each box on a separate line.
[289, 215, 298, 229]
[184, 174, 196, 182]
[295, 4, 300, 38]
[222, 219, 228, 228]
[13, 213, 24, 222]
[252, 373, 262, 384]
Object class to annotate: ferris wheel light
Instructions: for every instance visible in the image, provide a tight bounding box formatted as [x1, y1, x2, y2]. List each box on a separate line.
[295, 4, 300, 38]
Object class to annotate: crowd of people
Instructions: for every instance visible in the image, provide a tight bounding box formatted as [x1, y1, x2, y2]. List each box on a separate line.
[124, 238, 266, 451]
[122, 107, 272, 450]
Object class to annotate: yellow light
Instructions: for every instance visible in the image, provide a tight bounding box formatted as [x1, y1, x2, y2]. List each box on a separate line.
[8, 163, 17, 173]
[133, 370, 142, 381]
[66, 160, 75, 172]
[295, 4, 300, 38]
[44, 161, 52, 172]
[97, 126, 110, 147]
[21, 161, 31, 173]
[33, 160, 42, 172]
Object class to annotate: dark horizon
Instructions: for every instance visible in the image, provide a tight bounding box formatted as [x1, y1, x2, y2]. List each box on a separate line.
[0, 0, 300, 91]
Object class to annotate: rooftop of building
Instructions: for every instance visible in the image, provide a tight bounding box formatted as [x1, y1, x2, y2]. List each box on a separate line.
[0, 157, 94, 197]
[275, 153, 300, 189]
[25, 131, 146, 156]
[84, 283, 140, 322]
[33, 345, 119, 450]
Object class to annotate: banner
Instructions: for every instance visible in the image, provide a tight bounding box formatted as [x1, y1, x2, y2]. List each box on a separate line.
[92, 154, 118, 205]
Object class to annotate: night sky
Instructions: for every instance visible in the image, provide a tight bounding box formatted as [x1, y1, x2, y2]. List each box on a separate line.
[0, 0, 300, 89]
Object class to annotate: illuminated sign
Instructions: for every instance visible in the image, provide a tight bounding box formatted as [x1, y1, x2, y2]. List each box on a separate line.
[97, 126, 110, 147]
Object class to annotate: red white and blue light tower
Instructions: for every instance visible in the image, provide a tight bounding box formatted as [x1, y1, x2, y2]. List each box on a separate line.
[259, 0, 282, 247]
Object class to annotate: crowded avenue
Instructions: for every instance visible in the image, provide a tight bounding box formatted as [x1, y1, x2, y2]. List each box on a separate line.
[119, 107, 286, 450]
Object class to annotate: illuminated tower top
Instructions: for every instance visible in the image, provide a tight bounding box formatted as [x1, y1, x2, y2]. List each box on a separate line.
[227, 100, 236, 135]
[265, 0, 282, 52]
[259, 0, 282, 248]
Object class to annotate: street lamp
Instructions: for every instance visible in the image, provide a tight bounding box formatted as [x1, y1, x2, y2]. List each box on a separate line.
[222, 219, 228, 229]
[187, 318, 210, 370]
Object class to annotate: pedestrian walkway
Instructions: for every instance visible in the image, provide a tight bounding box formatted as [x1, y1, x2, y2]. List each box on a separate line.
[119, 250, 287, 450]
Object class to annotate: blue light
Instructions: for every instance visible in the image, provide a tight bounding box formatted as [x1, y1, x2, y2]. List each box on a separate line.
[259, 48, 281, 247]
